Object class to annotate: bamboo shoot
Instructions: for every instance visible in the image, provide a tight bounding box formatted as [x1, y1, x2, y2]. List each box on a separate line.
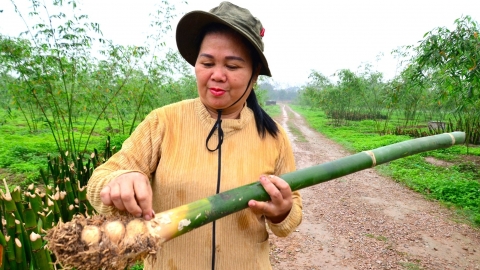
[46, 132, 465, 269]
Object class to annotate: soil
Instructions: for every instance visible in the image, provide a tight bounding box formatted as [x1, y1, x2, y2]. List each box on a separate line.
[269, 104, 480, 270]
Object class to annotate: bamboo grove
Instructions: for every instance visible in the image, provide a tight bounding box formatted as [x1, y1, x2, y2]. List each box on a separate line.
[0, 0, 198, 160]
[0, 137, 115, 269]
[297, 15, 480, 145]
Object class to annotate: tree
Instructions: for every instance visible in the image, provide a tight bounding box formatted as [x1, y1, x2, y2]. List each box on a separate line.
[410, 15, 480, 144]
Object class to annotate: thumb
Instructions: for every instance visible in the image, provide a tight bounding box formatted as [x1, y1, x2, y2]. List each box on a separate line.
[248, 200, 267, 215]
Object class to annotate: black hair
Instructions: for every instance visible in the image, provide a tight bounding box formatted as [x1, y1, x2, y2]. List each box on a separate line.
[198, 23, 279, 139]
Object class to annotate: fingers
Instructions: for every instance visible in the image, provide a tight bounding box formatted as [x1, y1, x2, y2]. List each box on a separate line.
[133, 178, 153, 220]
[248, 175, 293, 223]
[100, 185, 113, 206]
[100, 172, 154, 220]
[261, 175, 292, 204]
[247, 200, 269, 215]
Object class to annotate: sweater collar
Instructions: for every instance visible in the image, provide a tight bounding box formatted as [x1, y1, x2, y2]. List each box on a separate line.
[194, 98, 253, 136]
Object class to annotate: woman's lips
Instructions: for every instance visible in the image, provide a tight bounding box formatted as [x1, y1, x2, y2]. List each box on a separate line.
[209, 87, 226, 96]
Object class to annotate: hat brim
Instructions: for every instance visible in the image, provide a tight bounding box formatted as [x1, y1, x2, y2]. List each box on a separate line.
[176, 11, 271, 77]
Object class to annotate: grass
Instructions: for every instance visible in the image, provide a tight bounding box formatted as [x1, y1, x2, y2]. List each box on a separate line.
[287, 121, 307, 142]
[0, 109, 129, 187]
[365, 233, 388, 242]
[286, 109, 307, 142]
[264, 104, 281, 117]
[290, 105, 480, 227]
[399, 261, 423, 270]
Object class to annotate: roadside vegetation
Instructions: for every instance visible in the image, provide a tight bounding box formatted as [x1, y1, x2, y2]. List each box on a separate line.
[291, 105, 480, 226]
[293, 15, 480, 226]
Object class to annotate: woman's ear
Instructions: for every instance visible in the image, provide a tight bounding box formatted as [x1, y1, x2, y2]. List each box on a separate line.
[255, 64, 262, 77]
[252, 64, 262, 86]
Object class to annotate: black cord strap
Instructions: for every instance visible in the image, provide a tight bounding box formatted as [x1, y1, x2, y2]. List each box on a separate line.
[207, 72, 255, 270]
[206, 110, 223, 270]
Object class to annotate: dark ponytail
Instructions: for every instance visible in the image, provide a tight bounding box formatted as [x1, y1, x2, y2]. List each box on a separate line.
[246, 90, 279, 138]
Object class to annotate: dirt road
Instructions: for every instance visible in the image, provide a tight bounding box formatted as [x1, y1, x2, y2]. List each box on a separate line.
[269, 104, 480, 270]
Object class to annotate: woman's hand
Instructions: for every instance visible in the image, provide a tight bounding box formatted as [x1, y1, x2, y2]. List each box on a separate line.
[100, 172, 154, 220]
[248, 175, 293, 223]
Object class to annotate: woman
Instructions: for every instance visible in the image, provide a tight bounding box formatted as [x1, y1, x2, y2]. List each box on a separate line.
[87, 2, 302, 269]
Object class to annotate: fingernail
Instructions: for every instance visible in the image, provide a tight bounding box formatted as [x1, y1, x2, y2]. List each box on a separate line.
[144, 215, 151, 220]
[135, 213, 142, 218]
[151, 210, 156, 218]
[268, 175, 274, 178]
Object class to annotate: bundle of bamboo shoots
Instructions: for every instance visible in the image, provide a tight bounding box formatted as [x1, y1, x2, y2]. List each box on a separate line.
[45, 132, 465, 269]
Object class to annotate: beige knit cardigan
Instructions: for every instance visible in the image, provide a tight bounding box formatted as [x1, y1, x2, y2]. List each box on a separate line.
[87, 98, 302, 269]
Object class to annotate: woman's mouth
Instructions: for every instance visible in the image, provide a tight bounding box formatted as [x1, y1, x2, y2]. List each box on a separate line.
[209, 87, 226, 97]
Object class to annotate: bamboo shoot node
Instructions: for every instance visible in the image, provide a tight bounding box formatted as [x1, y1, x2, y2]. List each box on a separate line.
[447, 133, 455, 144]
[363, 150, 377, 167]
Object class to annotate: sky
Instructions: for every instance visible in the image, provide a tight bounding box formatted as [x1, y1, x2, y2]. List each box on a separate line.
[2, 0, 480, 87]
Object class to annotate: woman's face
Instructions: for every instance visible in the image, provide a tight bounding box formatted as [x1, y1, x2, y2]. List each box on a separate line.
[195, 31, 257, 118]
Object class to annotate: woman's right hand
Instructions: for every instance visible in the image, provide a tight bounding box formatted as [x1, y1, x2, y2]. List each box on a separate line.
[100, 172, 154, 220]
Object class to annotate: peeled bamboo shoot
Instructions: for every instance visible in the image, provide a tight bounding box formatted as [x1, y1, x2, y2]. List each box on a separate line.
[46, 132, 465, 269]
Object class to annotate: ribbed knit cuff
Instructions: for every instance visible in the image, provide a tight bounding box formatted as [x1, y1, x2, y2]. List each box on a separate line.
[267, 202, 302, 237]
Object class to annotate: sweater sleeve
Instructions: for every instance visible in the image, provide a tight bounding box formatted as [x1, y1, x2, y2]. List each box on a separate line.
[267, 126, 303, 237]
[86, 109, 165, 215]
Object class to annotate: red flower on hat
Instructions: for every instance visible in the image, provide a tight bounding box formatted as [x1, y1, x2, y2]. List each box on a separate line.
[260, 28, 265, 37]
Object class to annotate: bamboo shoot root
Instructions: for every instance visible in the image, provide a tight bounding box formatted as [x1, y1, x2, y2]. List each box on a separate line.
[46, 214, 168, 270]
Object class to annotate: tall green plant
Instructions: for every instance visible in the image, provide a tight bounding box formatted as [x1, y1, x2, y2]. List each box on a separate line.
[410, 15, 480, 145]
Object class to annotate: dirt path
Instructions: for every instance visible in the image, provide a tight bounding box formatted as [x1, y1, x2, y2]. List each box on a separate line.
[269, 104, 480, 270]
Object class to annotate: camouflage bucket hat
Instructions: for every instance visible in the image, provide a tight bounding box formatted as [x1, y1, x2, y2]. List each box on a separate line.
[176, 1, 271, 76]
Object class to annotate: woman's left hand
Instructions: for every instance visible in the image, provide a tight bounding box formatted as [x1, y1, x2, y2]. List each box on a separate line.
[248, 175, 293, 223]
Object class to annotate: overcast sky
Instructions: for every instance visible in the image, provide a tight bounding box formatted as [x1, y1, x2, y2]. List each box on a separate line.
[2, 0, 480, 87]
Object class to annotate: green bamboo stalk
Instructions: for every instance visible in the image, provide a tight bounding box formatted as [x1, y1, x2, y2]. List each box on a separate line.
[14, 238, 27, 270]
[0, 230, 6, 249]
[30, 232, 53, 270]
[44, 185, 54, 199]
[23, 208, 38, 236]
[14, 221, 29, 270]
[43, 198, 55, 230]
[50, 194, 62, 223]
[76, 155, 84, 186]
[39, 168, 50, 186]
[10, 187, 24, 222]
[1, 184, 18, 225]
[157, 132, 467, 240]
[26, 184, 35, 196]
[25, 193, 40, 223]
[64, 178, 76, 204]
[66, 205, 75, 221]
[4, 214, 16, 244]
[77, 184, 95, 215]
[36, 188, 46, 203]
[4, 236, 17, 270]
[57, 190, 69, 222]
[0, 230, 7, 270]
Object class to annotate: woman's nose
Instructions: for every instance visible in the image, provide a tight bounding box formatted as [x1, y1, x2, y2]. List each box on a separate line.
[210, 66, 226, 82]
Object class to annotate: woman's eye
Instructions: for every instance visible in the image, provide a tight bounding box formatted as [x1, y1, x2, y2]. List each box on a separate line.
[226, 65, 238, 70]
[202, 62, 214, 67]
